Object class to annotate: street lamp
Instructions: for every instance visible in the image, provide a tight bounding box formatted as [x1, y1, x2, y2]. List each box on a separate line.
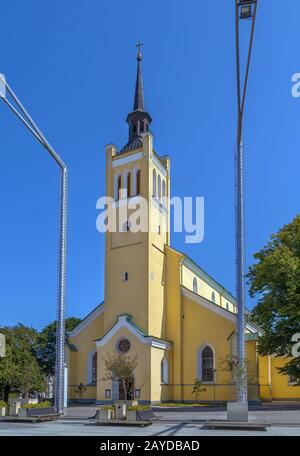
[0, 75, 68, 415]
[234, 0, 258, 415]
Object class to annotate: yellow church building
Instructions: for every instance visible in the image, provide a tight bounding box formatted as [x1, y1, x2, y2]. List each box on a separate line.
[67, 49, 300, 405]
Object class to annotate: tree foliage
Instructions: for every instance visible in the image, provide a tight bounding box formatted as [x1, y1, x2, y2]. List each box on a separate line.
[101, 353, 138, 399]
[37, 317, 81, 376]
[0, 317, 81, 399]
[192, 379, 206, 402]
[74, 383, 87, 399]
[247, 215, 300, 381]
[0, 324, 45, 399]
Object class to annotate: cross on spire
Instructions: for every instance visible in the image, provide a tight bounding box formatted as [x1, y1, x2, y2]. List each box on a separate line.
[136, 40, 143, 61]
[134, 41, 144, 110]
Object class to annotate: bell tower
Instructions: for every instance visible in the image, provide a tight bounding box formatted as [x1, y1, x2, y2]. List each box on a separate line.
[103, 45, 171, 339]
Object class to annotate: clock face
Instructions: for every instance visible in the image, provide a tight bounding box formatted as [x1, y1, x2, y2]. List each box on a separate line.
[118, 338, 130, 354]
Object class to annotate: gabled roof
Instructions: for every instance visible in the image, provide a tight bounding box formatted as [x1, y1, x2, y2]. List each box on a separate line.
[95, 314, 172, 350]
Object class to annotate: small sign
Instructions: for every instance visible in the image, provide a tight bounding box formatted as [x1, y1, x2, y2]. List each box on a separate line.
[0, 333, 6, 358]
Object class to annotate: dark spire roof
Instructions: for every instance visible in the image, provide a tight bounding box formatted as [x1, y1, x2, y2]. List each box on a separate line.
[120, 43, 152, 154]
[133, 43, 144, 111]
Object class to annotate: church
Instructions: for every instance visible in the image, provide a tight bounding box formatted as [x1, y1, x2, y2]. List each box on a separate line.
[67, 48, 300, 405]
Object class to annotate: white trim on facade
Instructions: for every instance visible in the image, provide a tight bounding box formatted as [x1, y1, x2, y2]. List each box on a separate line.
[112, 152, 143, 168]
[152, 196, 168, 216]
[69, 304, 104, 337]
[152, 154, 167, 177]
[95, 315, 172, 351]
[245, 321, 263, 336]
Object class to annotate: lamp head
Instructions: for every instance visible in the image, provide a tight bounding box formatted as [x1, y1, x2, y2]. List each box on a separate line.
[238, 0, 256, 19]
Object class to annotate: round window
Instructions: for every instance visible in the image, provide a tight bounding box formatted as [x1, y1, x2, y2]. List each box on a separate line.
[117, 338, 131, 354]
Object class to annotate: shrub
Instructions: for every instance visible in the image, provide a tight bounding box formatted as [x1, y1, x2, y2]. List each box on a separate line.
[127, 405, 150, 411]
[101, 406, 114, 411]
[0, 401, 7, 408]
[21, 401, 51, 409]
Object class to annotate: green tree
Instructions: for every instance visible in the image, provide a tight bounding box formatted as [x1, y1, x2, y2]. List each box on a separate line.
[101, 353, 138, 400]
[37, 317, 81, 376]
[247, 215, 300, 382]
[0, 324, 45, 400]
[192, 378, 206, 403]
[74, 383, 87, 399]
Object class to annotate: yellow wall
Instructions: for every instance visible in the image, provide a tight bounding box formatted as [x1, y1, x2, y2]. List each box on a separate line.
[95, 326, 170, 403]
[164, 246, 184, 400]
[259, 356, 300, 401]
[96, 326, 151, 402]
[181, 264, 237, 314]
[181, 292, 236, 402]
[68, 310, 104, 400]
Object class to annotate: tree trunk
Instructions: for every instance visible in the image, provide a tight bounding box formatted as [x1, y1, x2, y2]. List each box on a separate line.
[4, 385, 10, 403]
[123, 379, 127, 400]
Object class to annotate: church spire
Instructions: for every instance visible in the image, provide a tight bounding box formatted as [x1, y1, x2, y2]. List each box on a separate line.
[120, 43, 152, 154]
[133, 41, 144, 111]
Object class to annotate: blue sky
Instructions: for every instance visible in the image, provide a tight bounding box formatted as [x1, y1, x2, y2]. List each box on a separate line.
[0, 0, 299, 329]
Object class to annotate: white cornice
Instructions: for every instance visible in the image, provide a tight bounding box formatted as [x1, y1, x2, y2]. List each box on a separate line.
[152, 197, 168, 216]
[69, 304, 104, 337]
[245, 322, 263, 336]
[112, 152, 143, 168]
[95, 315, 172, 351]
[152, 154, 167, 177]
[181, 287, 236, 323]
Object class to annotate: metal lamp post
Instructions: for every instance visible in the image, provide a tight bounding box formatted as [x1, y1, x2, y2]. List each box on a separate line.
[234, 0, 258, 407]
[0, 75, 67, 415]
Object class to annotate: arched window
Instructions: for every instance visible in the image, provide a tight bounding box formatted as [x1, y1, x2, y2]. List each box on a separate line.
[162, 180, 166, 199]
[158, 175, 161, 200]
[211, 291, 216, 303]
[92, 352, 97, 384]
[133, 168, 141, 195]
[127, 172, 131, 198]
[193, 277, 198, 294]
[136, 169, 141, 195]
[117, 175, 122, 200]
[161, 357, 168, 384]
[202, 346, 214, 382]
[114, 174, 122, 200]
[152, 169, 157, 197]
